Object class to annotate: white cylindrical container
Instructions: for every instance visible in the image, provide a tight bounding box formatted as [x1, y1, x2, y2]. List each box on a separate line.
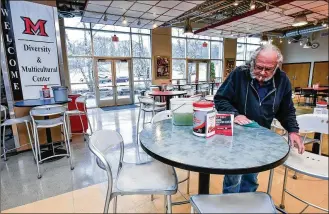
[193, 101, 214, 137]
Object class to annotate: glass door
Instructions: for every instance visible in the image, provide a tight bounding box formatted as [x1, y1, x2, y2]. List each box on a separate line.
[95, 58, 132, 107]
[187, 60, 209, 83]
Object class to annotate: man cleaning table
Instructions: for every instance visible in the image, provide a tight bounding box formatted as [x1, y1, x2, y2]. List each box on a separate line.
[214, 44, 304, 193]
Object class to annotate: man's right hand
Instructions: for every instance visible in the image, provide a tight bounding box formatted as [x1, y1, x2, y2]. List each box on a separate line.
[234, 115, 252, 125]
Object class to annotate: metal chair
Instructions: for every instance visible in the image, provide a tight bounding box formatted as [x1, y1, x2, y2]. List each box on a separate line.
[151, 110, 190, 200]
[280, 114, 328, 212]
[88, 129, 178, 214]
[1, 105, 35, 161]
[30, 105, 74, 179]
[65, 96, 93, 138]
[190, 192, 284, 213]
[294, 87, 302, 105]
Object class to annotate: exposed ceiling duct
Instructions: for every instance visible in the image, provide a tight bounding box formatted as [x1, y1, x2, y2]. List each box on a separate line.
[284, 25, 328, 37]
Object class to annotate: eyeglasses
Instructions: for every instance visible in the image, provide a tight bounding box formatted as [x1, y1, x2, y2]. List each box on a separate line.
[254, 64, 277, 74]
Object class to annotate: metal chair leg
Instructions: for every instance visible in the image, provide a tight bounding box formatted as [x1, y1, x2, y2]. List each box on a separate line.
[104, 183, 111, 214]
[164, 195, 168, 214]
[63, 119, 74, 170]
[25, 121, 35, 159]
[142, 110, 146, 129]
[151, 194, 154, 201]
[113, 196, 117, 214]
[280, 167, 288, 209]
[2, 125, 7, 161]
[166, 195, 172, 214]
[136, 106, 141, 146]
[34, 126, 41, 179]
[187, 171, 190, 194]
[293, 171, 298, 179]
[191, 206, 195, 214]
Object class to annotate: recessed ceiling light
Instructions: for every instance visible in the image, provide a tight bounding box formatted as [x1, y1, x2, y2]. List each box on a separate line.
[122, 17, 127, 25]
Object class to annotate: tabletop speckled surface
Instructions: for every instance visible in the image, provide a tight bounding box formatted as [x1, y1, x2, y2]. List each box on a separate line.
[139, 120, 289, 174]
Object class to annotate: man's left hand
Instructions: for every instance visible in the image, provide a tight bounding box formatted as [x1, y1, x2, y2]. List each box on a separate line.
[289, 132, 305, 154]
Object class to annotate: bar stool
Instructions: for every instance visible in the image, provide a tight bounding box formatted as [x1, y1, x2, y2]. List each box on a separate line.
[65, 96, 92, 139]
[1, 105, 35, 161]
[30, 105, 73, 179]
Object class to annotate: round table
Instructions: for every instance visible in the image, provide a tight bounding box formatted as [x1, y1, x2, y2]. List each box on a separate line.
[139, 120, 289, 194]
[148, 91, 187, 110]
[15, 98, 72, 161]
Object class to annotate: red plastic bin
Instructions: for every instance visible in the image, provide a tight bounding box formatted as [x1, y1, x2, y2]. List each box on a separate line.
[68, 94, 88, 133]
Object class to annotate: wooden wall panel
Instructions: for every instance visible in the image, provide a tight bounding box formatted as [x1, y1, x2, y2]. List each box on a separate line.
[312, 61, 329, 86]
[282, 63, 311, 88]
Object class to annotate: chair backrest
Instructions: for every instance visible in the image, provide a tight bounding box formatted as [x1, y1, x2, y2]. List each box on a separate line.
[76, 96, 87, 104]
[152, 110, 172, 124]
[296, 114, 328, 134]
[30, 105, 66, 117]
[88, 130, 124, 195]
[181, 85, 191, 90]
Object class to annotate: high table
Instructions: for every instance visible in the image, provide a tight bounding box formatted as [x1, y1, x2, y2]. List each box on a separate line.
[139, 120, 289, 195]
[302, 87, 328, 106]
[148, 91, 187, 110]
[15, 98, 71, 161]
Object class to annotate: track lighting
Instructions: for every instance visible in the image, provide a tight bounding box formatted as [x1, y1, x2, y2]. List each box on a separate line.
[103, 15, 108, 22]
[233, 0, 239, 6]
[153, 22, 158, 28]
[183, 18, 193, 36]
[137, 19, 141, 26]
[250, 0, 256, 10]
[122, 17, 127, 25]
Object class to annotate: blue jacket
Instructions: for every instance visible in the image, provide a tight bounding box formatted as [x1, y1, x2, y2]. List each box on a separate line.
[214, 65, 299, 133]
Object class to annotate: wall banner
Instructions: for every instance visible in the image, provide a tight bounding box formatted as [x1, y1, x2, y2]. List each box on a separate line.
[1, 0, 61, 100]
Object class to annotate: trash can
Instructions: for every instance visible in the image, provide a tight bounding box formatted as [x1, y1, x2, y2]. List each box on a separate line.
[68, 94, 88, 133]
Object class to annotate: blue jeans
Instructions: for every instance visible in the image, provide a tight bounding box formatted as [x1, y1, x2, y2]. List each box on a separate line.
[223, 173, 259, 193]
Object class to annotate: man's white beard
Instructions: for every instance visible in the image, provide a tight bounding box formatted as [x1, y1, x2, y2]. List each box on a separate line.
[250, 67, 276, 82]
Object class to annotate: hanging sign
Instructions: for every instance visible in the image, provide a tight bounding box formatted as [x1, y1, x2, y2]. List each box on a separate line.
[1, 0, 61, 100]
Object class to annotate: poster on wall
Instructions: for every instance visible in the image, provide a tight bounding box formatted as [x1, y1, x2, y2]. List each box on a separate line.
[224, 58, 235, 79]
[1, 0, 61, 100]
[155, 56, 170, 79]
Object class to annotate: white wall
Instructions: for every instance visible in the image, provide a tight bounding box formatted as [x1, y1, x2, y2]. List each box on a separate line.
[282, 31, 328, 86]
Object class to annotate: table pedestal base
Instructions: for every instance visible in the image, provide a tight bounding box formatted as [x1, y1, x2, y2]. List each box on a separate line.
[198, 173, 210, 194]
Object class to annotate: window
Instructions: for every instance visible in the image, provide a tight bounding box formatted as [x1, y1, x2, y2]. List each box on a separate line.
[64, 18, 152, 105]
[171, 28, 224, 82]
[236, 37, 261, 66]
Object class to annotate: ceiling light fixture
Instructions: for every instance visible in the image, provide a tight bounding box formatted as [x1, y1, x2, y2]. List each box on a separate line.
[153, 22, 158, 29]
[260, 34, 268, 45]
[280, 9, 285, 17]
[314, 20, 318, 26]
[292, 14, 308, 27]
[233, 0, 239, 6]
[103, 15, 108, 22]
[122, 17, 127, 25]
[288, 39, 291, 44]
[183, 18, 193, 36]
[137, 19, 141, 26]
[300, 40, 303, 46]
[250, 0, 256, 10]
[280, 38, 283, 43]
[322, 21, 328, 28]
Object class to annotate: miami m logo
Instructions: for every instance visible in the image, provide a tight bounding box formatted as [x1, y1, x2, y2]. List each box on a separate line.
[21, 17, 48, 37]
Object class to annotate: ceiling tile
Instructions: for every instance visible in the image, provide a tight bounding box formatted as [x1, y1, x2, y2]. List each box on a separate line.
[114, 21, 132, 26]
[270, 7, 281, 13]
[306, 13, 318, 18]
[141, 12, 159, 19]
[156, 1, 181, 8]
[174, 2, 196, 11]
[318, 10, 328, 16]
[84, 11, 103, 18]
[88, 1, 112, 6]
[142, 23, 155, 29]
[81, 17, 100, 23]
[280, 4, 295, 10]
[110, 1, 134, 10]
[124, 10, 144, 18]
[263, 13, 282, 20]
[85, 3, 108, 13]
[310, 5, 328, 13]
[239, 16, 256, 22]
[142, 1, 160, 5]
[106, 7, 126, 15]
[103, 14, 120, 21]
[130, 3, 153, 12]
[214, 25, 225, 30]
[300, 1, 327, 9]
[148, 6, 169, 15]
[98, 19, 116, 25]
[156, 15, 174, 22]
[284, 7, 305, 15]
[163, 9, 185, 17]
[290, 1, 314, 6]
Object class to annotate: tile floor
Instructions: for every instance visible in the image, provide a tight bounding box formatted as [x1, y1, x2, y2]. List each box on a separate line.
[1, 106, 328, 213]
